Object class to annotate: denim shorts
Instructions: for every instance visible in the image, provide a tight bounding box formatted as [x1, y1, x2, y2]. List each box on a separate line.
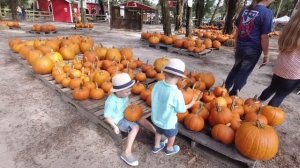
[154, 124, 178, 138]
[117, 118, 138, 133]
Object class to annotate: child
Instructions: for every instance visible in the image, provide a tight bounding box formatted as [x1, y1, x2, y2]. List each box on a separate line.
[151, 58, 196, 155]
[104, 73, 156, 166]
[258, 7, 300, 107]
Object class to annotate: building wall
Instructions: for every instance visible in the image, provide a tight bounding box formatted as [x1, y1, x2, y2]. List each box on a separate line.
[52, 0, 71, 22]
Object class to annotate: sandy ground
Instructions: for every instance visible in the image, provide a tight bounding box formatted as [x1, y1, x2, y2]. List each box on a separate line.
[0, 22, 299, 168]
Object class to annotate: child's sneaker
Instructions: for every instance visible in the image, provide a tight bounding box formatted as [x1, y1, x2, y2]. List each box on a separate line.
[120, 152, 139, 166]
[165, 145, 180, 156]
[152, 142, 165, 153]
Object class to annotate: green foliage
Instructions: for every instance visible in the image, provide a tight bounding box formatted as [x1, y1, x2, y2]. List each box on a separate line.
[270, 0, 296, 17]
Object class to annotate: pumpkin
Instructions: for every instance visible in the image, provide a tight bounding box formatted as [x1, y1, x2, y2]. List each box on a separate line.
[148, 36, 160, 45]
[213, 83, 228, 97]
[155, 72, 165, 81]
[101, 81, 112, 93]
[121, 48, 133, 61]
[90, 84, 105, 100]
[59, 46, 76, 60]
[32, 56, 54, 74]
[184, 112, 205, 132]
[80, 40, 93, 53]
[202, 91, 216, 103]
[135, 72, 147, 82]
[95, 46, 107, 60]
[261, 105, 285, 126]
[132, 82, 145, 95]
[146, 69, 157, 78]
[211, 124, 235, 145]
[45, 51, 63, 63]
[196, 72, 215, 89]
[124, 104, 143, 122]
[174, 39, 184, 48]
[61, 76, 71, 88]
[105, 48, 121, 62]
[93, 70, 110, 86]
[212, 40, 221, 49]
[244, 109, 268, 125]
[191, 104, 209, 120]
[69, 78, 82, 89]
[83, 51, 98, 63]
[153, 57, 169, 72]
[140, 89, 151, 101]
[235, 121, 279, 160]
[135, 58, 143, 68]
[177, 110, 189, 122]
[72, 85, 90, 100]
[209, 105, 232, 126]
[19, 45, 34, 59]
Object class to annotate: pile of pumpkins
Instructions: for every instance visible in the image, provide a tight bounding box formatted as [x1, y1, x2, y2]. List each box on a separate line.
[8, 35, 168, 102]
[141, 32, 224, 53]
[1, 21, 20, 28]
[177, 81, 284, 161]
[31, 24, 56, 33]
[133, 62, 284, 161]
[74, 22, 94, 29]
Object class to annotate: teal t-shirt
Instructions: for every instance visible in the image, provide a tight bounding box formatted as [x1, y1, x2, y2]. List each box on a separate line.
[104, 93, 129, 124]
[151, 81, 186, 129]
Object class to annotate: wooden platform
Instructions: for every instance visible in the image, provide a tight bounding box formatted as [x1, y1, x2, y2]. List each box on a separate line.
[71, 27, 94, 30]
[10, 50, 257, 167]
[28, 30, 58, 34]
[9, 51, 154, 146]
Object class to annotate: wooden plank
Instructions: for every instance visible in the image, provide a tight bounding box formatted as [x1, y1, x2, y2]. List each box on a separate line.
[28, 30, 57, 34]
[177, 123, 257, 167]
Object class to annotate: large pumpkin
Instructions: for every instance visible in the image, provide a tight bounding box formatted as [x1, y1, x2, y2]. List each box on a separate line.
[124, 104, 143, 122]
[32, 56, 54, 74]
[183, 113, 205, 132]
[261, 105, 285, 126]
[235, 121, 279, 160]
[120, 48, 133, 61]
[93, 70, 110, 86]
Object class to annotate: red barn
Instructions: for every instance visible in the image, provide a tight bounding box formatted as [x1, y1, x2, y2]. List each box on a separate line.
[36, 0, 103, 22]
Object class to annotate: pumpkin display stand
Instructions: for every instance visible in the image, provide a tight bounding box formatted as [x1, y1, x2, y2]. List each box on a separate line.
[28, 30, 57, 34]
[143, 40, 213, 58]
[176, 123, 257, 167]
[9, 50, 155, 146]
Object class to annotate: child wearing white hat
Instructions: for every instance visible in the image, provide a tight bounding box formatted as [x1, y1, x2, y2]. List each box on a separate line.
[151, 58, 196, 155]
[104, 73, 156, 167]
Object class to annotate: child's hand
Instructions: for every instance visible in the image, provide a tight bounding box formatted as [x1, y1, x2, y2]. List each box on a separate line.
[114, 126, 120, 134]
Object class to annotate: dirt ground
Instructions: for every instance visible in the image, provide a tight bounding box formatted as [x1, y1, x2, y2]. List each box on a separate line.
[0, 22, 299, 168]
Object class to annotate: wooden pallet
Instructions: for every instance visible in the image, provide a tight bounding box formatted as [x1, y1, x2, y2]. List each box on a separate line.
[28, 30, 58, 34]
[71, 27, 94, 30]
[177, 123, 257, 167]
[9, 51, 154, 146]
[171, 48, 212, 58]
[148, 43, 175, 52]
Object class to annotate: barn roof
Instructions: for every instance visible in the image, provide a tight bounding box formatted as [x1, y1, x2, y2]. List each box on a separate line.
[119, 1, 156, 11]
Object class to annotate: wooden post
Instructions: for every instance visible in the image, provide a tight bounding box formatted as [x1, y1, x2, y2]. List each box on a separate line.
[185, 2, 192, 37]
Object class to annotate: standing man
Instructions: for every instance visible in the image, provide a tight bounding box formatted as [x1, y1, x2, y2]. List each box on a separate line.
[224, 0, 274, 95]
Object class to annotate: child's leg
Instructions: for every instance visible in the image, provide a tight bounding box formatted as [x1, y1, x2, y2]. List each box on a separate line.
[154, 132, 162, 148]
[124, 125, 139, 155]
[166, 136, 176, 151]
[138, 118, 156, 134]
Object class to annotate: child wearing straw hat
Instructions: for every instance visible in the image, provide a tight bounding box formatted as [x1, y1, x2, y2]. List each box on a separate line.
[151, 58, 196, 155]
[104, 73, 156, 167]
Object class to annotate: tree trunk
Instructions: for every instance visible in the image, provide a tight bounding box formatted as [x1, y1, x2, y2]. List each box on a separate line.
[0, 3, 2, 20]
[186, 4, 192, 37]
[98, 0, 104, 15]
[223, 0, 238, 34]
[292, 0, 300, 16]
[195, 0, 205, 27]
[210, 0, 222, 24]
[9, 0, 17, 20]
[160, 0, 171, 35]
[80, 0, 87, 23]
[275, 0, 283, 18]
[174, 0, 184, 31]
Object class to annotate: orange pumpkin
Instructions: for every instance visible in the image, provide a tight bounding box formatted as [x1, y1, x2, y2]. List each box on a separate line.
[132, 82, 145, 95]
[72, 85, 90, 100]
[211, 124, 235, 145]
[124, 104, 143, 122]
[184, 112, 205, 132]
[32, 56, 54, 74]
[235, 121, 279, 160]
[261, 105, 285, 126]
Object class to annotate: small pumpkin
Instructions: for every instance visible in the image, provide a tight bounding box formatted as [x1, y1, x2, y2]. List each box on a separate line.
[124, 104, 143, 122]
[72, 85, 90, 100]
[211, 124, 235, 145]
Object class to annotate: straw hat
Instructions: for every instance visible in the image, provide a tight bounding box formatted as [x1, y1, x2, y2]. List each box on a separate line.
[111, 73, 135, 92]
[163, 58, 186, 78]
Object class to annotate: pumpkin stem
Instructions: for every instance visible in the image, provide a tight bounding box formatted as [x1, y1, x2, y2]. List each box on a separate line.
[230, 96, 237, 111]
[255, 120, 264, 128]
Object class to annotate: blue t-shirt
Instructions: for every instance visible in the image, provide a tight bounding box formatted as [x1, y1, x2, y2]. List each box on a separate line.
[235, 5, 273, 49]
[151, 81, 186, 129]
[104, 93, 129, 124]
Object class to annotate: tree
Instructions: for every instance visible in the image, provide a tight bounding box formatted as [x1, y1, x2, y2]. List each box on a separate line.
[80, 0, 87, 23]
[223, 0, 238, 34]
[9, 0, 18, 20]
[210, 0, 222, 24]
[160, 0, 171, 35]
[195, 0, 205, 27]
[186, 1, 192, 37]
[98, 0, 105, 15]
[174, 0, 184, 31]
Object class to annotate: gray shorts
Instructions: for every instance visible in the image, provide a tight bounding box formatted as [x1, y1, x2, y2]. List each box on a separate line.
[117, 118, 138, 133]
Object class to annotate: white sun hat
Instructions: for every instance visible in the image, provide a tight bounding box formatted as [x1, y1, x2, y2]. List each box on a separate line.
[111, 73, 135, 92]
[163, 58, 186, 78]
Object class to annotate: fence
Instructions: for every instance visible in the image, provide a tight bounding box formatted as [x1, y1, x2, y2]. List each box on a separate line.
[0, 9, 53, 22]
